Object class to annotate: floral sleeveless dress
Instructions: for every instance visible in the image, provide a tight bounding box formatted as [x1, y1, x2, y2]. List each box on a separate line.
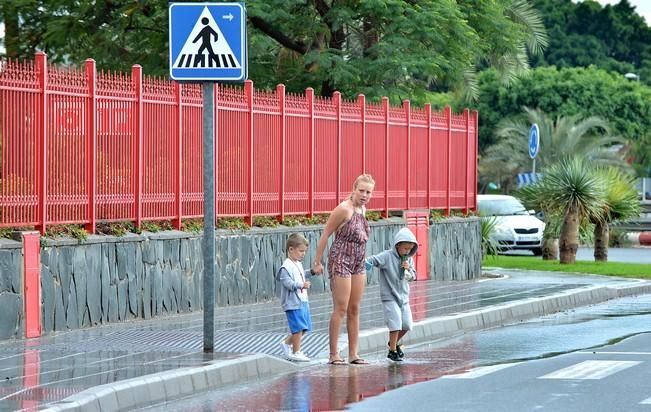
[327, 211, 370, 278]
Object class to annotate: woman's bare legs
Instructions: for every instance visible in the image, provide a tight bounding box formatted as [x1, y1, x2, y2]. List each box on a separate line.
[329, 276, 351, 362]
[347, 274, 366, 360]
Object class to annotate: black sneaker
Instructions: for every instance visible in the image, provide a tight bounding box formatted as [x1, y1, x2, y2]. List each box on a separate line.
[387, 350, 402, 362]
[396, 343, 404, 358]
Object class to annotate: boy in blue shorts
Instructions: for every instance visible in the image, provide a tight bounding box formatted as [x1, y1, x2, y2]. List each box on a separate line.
[277, 233, 314, 362]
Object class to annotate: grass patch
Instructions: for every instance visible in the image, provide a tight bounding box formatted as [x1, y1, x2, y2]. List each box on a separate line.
[483, 255, 651, 278]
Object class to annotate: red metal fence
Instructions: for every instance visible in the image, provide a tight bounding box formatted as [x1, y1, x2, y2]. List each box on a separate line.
[0, 52, 477, 234]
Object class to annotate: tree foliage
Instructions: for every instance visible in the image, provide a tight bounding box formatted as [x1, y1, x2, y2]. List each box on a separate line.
[531, 0, 651, 85]
[472, 66, 651, 174]
[480, 107, 628, 192]
[0, 0, 547, 103]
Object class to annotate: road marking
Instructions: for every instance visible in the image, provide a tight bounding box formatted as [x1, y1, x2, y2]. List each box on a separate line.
[443, 363, 520, 379]
[577, 351, 651, 356]
[538, 360, 641, 380]
[640, 396, 651, 405]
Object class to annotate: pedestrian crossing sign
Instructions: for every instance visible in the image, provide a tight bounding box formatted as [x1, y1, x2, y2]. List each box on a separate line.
[169, 2, 247, 81]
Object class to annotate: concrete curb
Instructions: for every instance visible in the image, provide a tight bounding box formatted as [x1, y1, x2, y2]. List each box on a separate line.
[358, 281, 651, 354]
[44, 281, 651, 412]
[41, 354, 295, 412]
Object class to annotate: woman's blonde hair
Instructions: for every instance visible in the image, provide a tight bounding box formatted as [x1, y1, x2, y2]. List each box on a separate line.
[286, 233, 309, 254]
[353, 174, 375, 190]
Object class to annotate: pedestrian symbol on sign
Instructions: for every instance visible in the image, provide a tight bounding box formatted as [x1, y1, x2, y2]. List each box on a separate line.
[169, 2, 246, 81]
[173, 7, 241, 70]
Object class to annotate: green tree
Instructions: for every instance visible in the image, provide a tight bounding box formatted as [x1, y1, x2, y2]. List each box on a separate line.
[1, 0, 547, 102]
[591, 167, 641, 261]
[527, 157, 606, 264]
[473, 66, 651, 173]
[480, 107, 627, 192]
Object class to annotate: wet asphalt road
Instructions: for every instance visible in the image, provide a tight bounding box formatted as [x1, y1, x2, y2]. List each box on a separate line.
[149, 292, 651, 411]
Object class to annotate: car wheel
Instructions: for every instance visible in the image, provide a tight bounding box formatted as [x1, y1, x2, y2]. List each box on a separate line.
[531, 248, 543, 256]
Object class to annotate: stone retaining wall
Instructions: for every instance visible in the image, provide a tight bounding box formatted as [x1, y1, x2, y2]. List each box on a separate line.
[0, 217, 481, 339]
[0, 240, 23, 339]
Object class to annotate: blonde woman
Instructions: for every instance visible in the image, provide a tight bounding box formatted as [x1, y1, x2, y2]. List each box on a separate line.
[313, 174, 375, 365]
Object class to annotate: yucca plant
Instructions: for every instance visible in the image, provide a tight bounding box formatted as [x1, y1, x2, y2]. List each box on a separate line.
[537, 157, 607, 264]
[480, 214, 500, 258]
[591, 167, 641, 261]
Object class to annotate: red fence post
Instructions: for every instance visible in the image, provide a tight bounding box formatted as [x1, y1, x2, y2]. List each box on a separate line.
[464, 108, 470, 215]
[174, 81, 183, 229]
[358, 94, 366, 172]
[404, 100, 411, 210]
[245, 80, 254, 225]
[132, 65, 143, 229]
[214, 83, 219, 219]
[22, 232, 41, 338]
[35, 52, 48, 235]
[426, 103, 432, 211]
[473, 110, 479, 211]
[445, 105, 452, 216]
[383, 96, 390, 217]
[277, 84, 286, 222]
[85, 59, 97, 234]
[307, 87, 315, 218]
[334, 91, 342, 205]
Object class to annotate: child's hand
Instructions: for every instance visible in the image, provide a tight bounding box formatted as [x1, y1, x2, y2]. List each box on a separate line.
[401, 261, 409, 270]
[311, 262, 323, 275]
[365, 259, 373, 272]
[303, 280, 311, 289]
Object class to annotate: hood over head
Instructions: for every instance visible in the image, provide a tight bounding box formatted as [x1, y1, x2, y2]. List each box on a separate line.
[392, 227, 418, 257]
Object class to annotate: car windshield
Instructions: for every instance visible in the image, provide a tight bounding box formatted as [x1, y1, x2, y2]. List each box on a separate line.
[478, 197, 529, 216]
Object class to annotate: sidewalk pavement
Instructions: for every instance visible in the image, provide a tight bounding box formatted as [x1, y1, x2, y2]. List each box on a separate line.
[2, 270, 651, 412]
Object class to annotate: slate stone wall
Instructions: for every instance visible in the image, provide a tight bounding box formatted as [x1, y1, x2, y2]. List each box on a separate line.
[0, 239, 23, 340]
[429, 217, 482, 280]
[0, 217, 480, 339]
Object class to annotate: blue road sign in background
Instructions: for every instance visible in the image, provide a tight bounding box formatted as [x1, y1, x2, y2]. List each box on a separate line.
[529, 123, 540, 159]
[169, 2, 246, 81]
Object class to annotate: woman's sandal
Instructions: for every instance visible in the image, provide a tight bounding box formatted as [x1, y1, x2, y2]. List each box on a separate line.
[328, 353, 346, 365]
[349, 358, 369, 365]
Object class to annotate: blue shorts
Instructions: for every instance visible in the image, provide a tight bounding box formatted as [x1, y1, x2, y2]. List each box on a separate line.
[286, 301, 312, 334]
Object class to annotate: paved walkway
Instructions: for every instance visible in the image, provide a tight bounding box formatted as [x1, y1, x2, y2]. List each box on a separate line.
[1, 270, 650, 411]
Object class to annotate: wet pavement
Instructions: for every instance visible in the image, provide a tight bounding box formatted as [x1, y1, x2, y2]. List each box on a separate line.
[0, 269, 648, 411]
[156, 295, 651, 412]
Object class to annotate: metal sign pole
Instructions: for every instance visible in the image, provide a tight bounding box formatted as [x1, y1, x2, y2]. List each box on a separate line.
[202, 81, 215, 353]
[532, 158, 536, 175]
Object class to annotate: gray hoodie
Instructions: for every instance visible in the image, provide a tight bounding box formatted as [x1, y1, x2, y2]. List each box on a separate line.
[366, 227, 418, 307]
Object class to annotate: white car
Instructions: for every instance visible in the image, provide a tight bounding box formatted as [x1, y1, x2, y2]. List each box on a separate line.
[477, 194, 545, 256]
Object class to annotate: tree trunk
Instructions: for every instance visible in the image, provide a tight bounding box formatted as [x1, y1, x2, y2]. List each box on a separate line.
[559, 205, 579, 264]
[542, 238, 558, 260]
[593, 221, 609, 262]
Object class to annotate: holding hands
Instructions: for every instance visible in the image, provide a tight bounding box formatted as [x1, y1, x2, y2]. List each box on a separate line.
[312, 261, 324, 275]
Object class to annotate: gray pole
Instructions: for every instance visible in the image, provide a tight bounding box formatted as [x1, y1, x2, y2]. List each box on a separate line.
[202, 82, 215, 353]
[532, 158, 536, 175]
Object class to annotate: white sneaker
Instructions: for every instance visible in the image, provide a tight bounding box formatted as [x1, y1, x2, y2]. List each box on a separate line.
[287, 351, 311, 362]
[280, 341, 292, 358]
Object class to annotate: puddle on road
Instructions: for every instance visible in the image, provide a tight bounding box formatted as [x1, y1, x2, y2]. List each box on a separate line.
[152, 296, 651, 411]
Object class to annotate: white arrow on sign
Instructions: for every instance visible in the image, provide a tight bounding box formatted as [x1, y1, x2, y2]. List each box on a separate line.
[222, 13, 233, 21]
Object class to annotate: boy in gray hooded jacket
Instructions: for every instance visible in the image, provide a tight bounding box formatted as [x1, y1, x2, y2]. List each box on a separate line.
[365, 227, 418, 362]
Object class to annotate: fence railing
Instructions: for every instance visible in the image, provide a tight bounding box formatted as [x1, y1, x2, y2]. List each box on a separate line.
[0, 52, 478, 234]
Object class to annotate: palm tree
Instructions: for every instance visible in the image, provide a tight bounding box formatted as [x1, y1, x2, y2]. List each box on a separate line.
[523, 157, 607, 264]
[591, 168, 641, 262]
[461, 0, 549, 101]
[480, 108, 628, 190]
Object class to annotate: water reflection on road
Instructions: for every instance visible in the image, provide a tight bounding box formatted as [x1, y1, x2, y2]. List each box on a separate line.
[153, 295, 651, 411]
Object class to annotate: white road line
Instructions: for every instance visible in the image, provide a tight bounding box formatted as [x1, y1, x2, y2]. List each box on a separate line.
[640, 396, 651, 405]
[577, 351, 651, 356]
[442, 363, 520, 379]
[538, 360, 641, 380]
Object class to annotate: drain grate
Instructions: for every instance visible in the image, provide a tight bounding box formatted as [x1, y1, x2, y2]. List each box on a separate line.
[84, 329, 330, 358]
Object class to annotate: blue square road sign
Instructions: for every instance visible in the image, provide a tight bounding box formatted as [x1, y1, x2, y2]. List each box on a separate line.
[169, 2, 247, 81]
